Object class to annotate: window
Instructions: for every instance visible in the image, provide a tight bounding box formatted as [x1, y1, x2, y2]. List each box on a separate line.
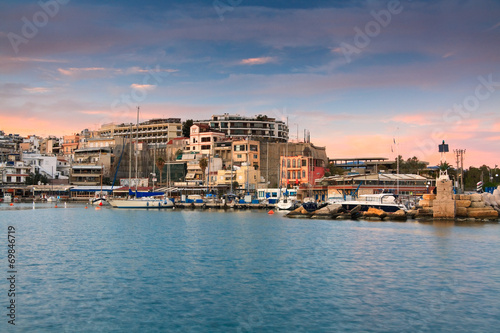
[201, 137, 211, 142]
[250, 144, 258, 151]
[298, 171, 301, 179]
[287, 159, 290, 168]
[302, 170, 306, 178]
[302, 159, 307, 167]
[253, 154, 258, 159]
[282, 159, 285, 167]
[287, 171, 290, 179]
[201, 145, 211, 150]
[237, 154, 242, 158]
[292, 171, 296, 179]
[292, 160, 296, 168]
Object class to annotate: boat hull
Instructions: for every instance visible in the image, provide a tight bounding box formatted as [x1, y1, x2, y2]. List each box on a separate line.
[108, 198, 174, 209]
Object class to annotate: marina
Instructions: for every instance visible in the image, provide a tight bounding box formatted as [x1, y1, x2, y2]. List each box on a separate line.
[2, 203, 500, 332]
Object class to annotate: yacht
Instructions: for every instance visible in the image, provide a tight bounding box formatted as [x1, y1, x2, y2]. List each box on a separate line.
[327, 193, 406, 213]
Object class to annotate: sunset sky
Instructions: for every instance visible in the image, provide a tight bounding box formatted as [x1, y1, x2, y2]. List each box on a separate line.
[1, 0, 499, 168]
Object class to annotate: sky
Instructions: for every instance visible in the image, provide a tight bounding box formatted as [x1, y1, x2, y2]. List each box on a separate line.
[1, 0, 499, 168]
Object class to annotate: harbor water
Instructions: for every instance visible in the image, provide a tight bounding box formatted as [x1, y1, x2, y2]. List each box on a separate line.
[1, 203, 500, 332]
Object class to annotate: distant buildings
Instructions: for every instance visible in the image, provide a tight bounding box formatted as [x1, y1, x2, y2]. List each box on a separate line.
[197, 113, 289, 143]
[97, 118, 182, 144]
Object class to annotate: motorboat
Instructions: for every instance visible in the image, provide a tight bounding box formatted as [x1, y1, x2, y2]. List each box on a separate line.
[327, 193, 406, 213]
[108, 196, 174, 209]
[276, 195, 299, 210]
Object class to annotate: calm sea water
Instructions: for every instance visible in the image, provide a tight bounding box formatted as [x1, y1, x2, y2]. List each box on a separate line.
[1, 203, 500, 332]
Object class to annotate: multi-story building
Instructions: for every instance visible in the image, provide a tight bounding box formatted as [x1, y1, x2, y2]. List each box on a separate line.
[22, 154, 58, 179]
[280, 154, 326, 188]
[0, 161, 30, 185]
[215, 165, 263, 191]
[232, 139, 260, 169]
[39, 136, 60, 155]
[97, 118, 182, 144]
[187, 124, 226, 155]
[197, 113, 289, 142]
[69, 147, 114, 185]
[62, 134, 80, 159]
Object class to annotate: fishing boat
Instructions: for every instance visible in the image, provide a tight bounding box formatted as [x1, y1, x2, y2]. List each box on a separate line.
[327, 193, 406, 213]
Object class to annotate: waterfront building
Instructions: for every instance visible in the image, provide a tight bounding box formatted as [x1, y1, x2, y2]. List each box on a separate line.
[329, 157, 394, 174]
[317, 173, 436, 199]
[22, 154, 59, 179]
[96, 118, 182, 144]
[216, 164, 262, 191]
[197, 113, 289, 143]
[70, 147, 113, 185]
[0, 161, 30, 185]
[280, 154, 326, 188]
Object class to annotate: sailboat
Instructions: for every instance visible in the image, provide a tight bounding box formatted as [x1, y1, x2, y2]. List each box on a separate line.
[108, 107, 174, 209]
[91, 165, 108, 206]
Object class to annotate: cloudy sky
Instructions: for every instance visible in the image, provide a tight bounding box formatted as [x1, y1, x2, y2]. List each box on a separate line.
[1, 0, 499, 167]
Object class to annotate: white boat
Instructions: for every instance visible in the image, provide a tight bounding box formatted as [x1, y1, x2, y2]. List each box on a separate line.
[90, 196, 108, 206]
[3, 193, 12, 203]
[276, 195, 299, 210]
[108, 196, 174, 209]
[46, 196, 57, 202]
[327, 193, 406, 213]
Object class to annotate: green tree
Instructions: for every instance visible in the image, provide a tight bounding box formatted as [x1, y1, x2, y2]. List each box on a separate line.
[324, 163, 345, 177]
[155, 157, 165, 185]
[25, 170, 48, 185]
[182, 119, 193, 138]
[231, 181, 239, 191]
[392, 155, 427, 174]
[199, 157, 208, 185]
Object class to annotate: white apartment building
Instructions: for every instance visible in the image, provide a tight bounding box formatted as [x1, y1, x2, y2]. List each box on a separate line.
[197, 113, 289, 142]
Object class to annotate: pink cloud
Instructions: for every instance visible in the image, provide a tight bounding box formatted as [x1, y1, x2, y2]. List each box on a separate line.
[240, 57, 276, 65]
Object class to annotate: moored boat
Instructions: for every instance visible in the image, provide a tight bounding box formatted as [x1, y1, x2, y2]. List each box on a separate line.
[327, 193, 406, 213]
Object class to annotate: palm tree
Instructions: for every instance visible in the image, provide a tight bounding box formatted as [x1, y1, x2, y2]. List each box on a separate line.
[155, 157, 165, 185]
[199, 157, 208, 185]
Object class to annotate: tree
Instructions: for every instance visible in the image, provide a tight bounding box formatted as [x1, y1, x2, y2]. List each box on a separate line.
[231, 181, 239, 191]
[199, 157, 208, 185]
[324, 163, 346, 177]
[25, 170, 48, 185]
[155, 157, 165, 185]
[182, 119, 193, 138]
[175, 149, 183, 160]
[439, 161, 452, 171]
[392, 155, 427, 174]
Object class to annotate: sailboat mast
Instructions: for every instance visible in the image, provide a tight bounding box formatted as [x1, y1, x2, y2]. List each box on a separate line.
[135, 106, 139, 192]
[128, 123, 132, 190]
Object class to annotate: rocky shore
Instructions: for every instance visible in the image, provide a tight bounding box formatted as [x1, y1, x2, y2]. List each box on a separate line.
[286, 186, 500, 223]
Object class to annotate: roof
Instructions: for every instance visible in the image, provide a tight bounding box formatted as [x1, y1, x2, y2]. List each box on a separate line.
[71, 165, 103, 170]
[75, 147, 112, 153]
[321, 173, 432, 182]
